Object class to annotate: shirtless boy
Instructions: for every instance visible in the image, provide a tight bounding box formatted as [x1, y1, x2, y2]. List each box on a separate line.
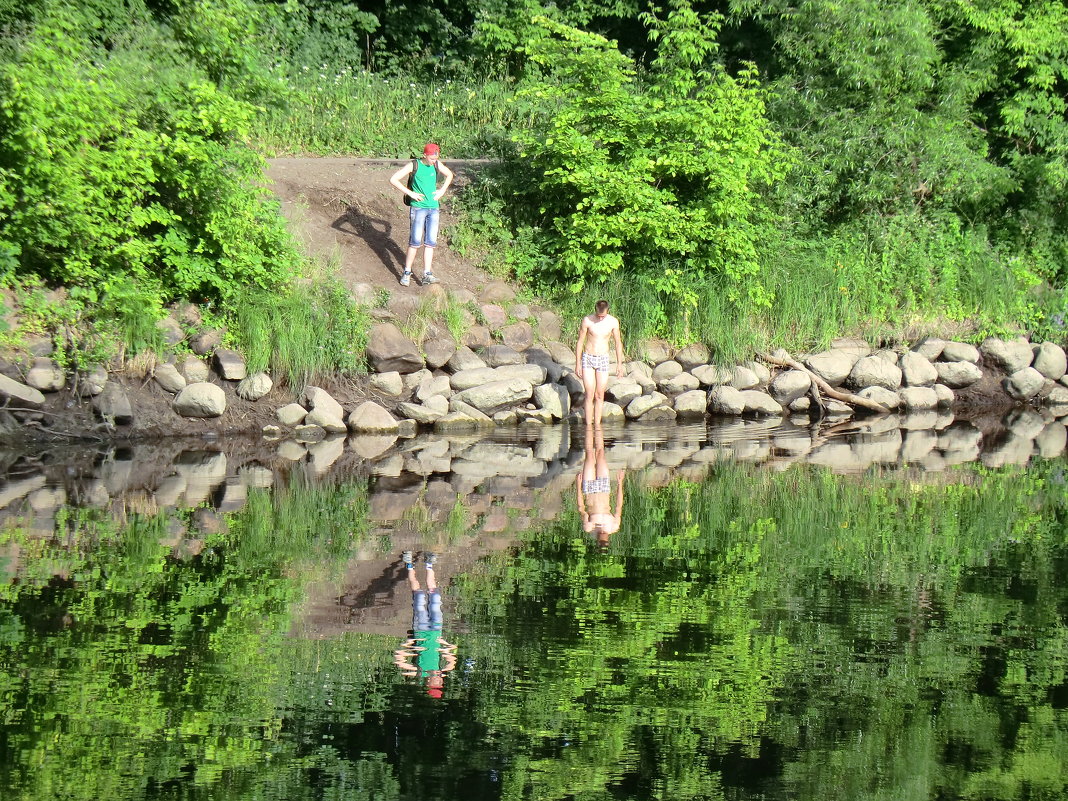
[575, 300, 624, 427]
[577, 426, 624, 549]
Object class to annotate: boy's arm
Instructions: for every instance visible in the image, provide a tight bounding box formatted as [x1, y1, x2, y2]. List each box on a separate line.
[575, 320, 588, 373]
[433, 162, 455, 200]
[613, 321, 625, 378]
[389, 163, 421, 201]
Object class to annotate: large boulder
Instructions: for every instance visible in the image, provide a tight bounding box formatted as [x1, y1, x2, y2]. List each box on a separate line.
[453, 378, 534, 413]
[674, 389, 707, 418]
[423, 328, 457, 369]
[849, 356, 902, 390]
[370, 371, 404, 396]
[416, 374, 452, 402]
[730, 366, 760, 390]
[501, 322, 535, 352]
[708, 385, 745, 415]
[367, 323, 424, 374]
[940, 341, 980, 363]
[935, 360, 982, 388]
[1032, 341, 1067, 381]
[769, 370, 810, 404]
[606, 381, 642, 406]
[277, 403, 307, 426]
[214, 348, 247, 380]
[236, 372, 272, 401]
[75, 365, 109, 397]
[446, 346, 487, 372]
[659, 372, 701, 394]
[675, 343, 710, 370]
[94, 382, 134, 424]
[805, 350, 860, 385]
[898, 386, 939, 410]
[739, 390, 784, 416]
[481, 280, 516, 304]
[913, 338, 946, 360]
[980, 337, 1033, 373]
[533, 384, 569, 420]
[858, 386, 902, 410]
[303, 386, 345, 420]
[306, 407, 348, 434]
[481, 344, 524, 367]
[173, 382, 226, 418]
[25, 358, 64, 391]
[639, 339, 674, 365]
[691, 364, 733, 387]
[154, 363, 187, 393]
[651, 360, 683, 383]
[900, 351, 938, 387]
[347, 401, 400, 433]
[181, 356, 210, 383]
[533, 307, 562, 340]
[1003, 367, 1045, 401]
[626, 392, 669, 419]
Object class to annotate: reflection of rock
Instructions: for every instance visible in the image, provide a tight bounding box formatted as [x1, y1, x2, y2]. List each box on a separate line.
[349, 434, 398, 459]
[308, 436, 346, 474]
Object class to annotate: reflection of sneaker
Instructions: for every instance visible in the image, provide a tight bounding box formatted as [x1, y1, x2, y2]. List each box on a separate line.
[402, 550, 414, 568]
[399, 272, 412, 287]
[424, 552, 437, 568]
[422, 273, 439, 285]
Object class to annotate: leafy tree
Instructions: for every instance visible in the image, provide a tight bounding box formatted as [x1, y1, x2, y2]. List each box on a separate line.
[509, 5, 789, 322]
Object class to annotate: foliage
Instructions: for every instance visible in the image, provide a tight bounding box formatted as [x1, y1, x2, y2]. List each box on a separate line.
[227, 263, 370, 389]
[508, 8, 789, 320]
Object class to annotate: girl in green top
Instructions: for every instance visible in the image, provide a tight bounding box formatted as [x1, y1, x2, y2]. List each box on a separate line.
[389, 143, 455, 287]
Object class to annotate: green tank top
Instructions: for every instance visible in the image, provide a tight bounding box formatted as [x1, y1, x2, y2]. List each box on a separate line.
[416, 630, 442, 676]
[410, 160, 440, 209]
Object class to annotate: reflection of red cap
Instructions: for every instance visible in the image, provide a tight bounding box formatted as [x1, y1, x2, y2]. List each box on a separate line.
[427, 687, 443, 699]
[423, 142, 440, 156]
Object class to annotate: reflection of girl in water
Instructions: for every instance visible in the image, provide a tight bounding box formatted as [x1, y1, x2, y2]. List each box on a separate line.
[393, 551, 457, 698]
[576, 427, 624, 549]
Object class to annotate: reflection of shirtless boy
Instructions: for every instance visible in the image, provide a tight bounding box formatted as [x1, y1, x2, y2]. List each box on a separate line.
[575, 300, 624, 427]
[577, 426, 624, 549]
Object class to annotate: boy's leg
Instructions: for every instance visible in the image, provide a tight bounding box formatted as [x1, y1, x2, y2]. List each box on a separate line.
[422, 210, 441, 282]
[582, 363, 597, 424]
[594, 369, 609, 426]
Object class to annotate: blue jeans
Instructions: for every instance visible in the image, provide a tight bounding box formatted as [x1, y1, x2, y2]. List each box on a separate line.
[409, 207, 439, 248]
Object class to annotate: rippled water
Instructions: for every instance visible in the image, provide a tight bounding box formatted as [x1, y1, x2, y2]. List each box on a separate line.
[0, 415, 1065, 800]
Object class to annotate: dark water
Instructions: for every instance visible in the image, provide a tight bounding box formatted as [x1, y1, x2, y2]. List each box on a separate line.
[0, 416, 1066, 800]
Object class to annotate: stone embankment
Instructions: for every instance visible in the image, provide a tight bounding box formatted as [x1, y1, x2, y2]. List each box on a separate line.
[1, 279, 1066, 441]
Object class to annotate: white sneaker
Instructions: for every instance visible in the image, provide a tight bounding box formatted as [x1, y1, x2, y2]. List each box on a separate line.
[399, 272, 412, 287]
[422, 273, 439, 285]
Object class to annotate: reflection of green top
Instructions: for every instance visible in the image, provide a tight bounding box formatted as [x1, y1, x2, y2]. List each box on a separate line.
[415, 630, 442, 676]
[410, 160, 440, 209]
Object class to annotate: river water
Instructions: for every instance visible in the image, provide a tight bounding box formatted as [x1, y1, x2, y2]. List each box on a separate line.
[0, 412, 1065, 800]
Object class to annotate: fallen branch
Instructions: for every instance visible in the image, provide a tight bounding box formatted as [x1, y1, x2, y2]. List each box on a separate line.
[759, 353, 890, 415]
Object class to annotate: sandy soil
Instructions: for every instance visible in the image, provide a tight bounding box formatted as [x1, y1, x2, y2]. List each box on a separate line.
[265, 157, 497, 295]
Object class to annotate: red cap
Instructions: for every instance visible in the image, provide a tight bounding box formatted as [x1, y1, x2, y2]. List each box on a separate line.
[427, 687, 443, 699]
[423, 143, 440, 156]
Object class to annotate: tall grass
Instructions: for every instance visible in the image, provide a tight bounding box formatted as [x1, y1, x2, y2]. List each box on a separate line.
[229, 262, 370, 390]
[255, 67, 524, 157]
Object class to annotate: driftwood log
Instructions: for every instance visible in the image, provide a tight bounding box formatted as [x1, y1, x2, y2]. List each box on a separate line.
[759, 353, 891, 415]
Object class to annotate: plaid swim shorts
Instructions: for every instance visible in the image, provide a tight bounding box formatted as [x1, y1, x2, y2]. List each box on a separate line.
[581, 353, 610, 373]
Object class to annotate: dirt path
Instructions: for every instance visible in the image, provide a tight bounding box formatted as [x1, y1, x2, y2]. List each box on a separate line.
[265, 157, 498, 297]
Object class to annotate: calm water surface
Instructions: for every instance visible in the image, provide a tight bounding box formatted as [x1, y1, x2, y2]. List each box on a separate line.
[0, 417, 1065, 800]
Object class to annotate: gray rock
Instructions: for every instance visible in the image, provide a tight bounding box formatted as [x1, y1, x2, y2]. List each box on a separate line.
[347, 401, 400, 433]
[402, 368, 431, 391]
[480, 303, 507, 329]
[173, 382, 225, 418]
[626, 392, 669, 419]
[416, 374, 452, 402]
[675, 343, 710, 370]
[180, 356, 210, 383]
[481, 344, 524, 367]
[303, 386, 345, 421]
[641, 406, 677, 422]
[446, 346, 487, 373]
[639, 339, 674, 365]
[524, 348, 564, 383]
[276, 440, 306, 459]
[277, 403, 307, 426]
[934, 383, 955, 406]
[397, 401, 445, 424]
[544, 341, 576, 366]
[190, 328, 223, 355]
[731, 366, 760, 390]
[739, 390, 784, 416]
[236, 372, 272, 401]
[659, 372, 701, 394]
[481, 280, 516, 304]
[213, 348, 247, 380]
[94, 382, 135, 425]
[0, 374, 45, 408]
[913, 338, 946, 360]
[154, 363, 187, 393]
[306, 407, 348, 434]
[769, 370, 810, 404]
[370, 371, 404, 396]
[743, 360, 772, 384]
[940, 341, 980, 363]
[857, 385, 900, 410]
[156, 315, 185, 346]
[517, 407, 553, 424]
[424, 333, 457, 370]
[1004, 367, 1045, 401]
[294, 424, 326, 443]
[607, 381, 643, 406]
[76, 365, 109, 397]
[454, 378, 534, 413]
[789, 397, 811, 412]
[533, 308, 562, 340]
[561, 370, 584, 396]
[652, 360, 683, 383]
[980, 337, 1033, 373]
[805, 350, 859, 385]
[849, 356, 902, 391]
[1005, 408, 1045, 440]
[501, 322, 535, 352]
[600, 401, 625, 422]
[1032, 342, 1067, 380]
[674, 389, 708, 418]
[26, 358, 64, 391]
[1036, 422, 1067, 457]
[898, 386, 939, 410]
[708, 385, 746, 415]
[900, 351, 939, 387]
[691, 364, 733, 386]
[533, 383, 569, 420]
[367, 323, 424, 374]
[935, 360, 982, 388]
